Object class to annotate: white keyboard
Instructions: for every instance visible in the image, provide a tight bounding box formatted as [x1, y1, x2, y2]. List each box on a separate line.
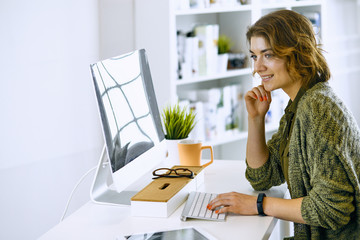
[181, 192, 227, 221]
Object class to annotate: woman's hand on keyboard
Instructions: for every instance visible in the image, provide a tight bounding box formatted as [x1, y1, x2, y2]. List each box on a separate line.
[207, 192, 258, 215]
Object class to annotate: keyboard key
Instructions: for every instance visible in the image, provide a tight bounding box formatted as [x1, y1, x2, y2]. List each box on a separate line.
[199, 193, 211, 217]
[192, 192, 205, 216]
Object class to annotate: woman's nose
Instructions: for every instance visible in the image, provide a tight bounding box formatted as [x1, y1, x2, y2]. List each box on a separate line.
[254, 57, 266, 73]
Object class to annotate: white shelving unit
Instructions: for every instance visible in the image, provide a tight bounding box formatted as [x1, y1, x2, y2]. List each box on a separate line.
[135, 0, 323, 159]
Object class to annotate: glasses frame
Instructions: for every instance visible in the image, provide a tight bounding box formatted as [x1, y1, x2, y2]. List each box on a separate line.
[152, 168, 194, 179]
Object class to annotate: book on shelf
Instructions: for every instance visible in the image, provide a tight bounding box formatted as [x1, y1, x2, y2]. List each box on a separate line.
[183, 34, 199, 79]
[301, 11, 321, 42]
[194, 24, 219, 76]
[189, 101, 206, 140]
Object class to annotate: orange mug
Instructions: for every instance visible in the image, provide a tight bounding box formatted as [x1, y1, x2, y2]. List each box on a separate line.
[177, 140, 214, 168]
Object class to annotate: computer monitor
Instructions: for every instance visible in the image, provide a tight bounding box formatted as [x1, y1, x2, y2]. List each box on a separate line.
[89, 49, 166, 205]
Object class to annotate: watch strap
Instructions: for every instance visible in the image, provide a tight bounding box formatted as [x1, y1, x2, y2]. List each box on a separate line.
[257, 193, 267, 216]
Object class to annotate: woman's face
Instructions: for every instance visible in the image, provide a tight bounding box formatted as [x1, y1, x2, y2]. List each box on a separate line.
[250, 36, 300, 100]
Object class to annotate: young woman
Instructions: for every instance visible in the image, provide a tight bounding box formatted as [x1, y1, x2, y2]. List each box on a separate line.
[208, 10, 360, 239]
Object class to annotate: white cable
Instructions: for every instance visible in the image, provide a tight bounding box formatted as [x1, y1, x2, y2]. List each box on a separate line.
[60, 165, 98, 222]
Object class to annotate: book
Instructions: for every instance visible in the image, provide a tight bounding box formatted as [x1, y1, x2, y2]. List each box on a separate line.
[189, 101, 206, 141]
[195, 24, 219, 76]
[183, 35, 199, 79]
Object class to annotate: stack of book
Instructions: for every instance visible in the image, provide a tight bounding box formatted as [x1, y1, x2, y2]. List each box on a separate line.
[177, 24, 219, 79]
[180, 84, 246, 142]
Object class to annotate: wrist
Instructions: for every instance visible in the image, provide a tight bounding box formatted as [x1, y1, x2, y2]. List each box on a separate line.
[248, 115, 265, 124]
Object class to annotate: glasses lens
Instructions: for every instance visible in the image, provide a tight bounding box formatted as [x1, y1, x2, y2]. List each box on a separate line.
[174, 168, 193, 177]
[153, 168, 173, 176]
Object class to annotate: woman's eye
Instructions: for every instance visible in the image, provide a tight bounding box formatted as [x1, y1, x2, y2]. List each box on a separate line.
[250, 55, 257, 60]
[265, 54, 273, 59]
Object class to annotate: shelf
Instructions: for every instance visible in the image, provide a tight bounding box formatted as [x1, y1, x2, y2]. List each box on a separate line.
[258, 0, 322, 10]
[204, 123, 279, 147]
[204, 130, 248, 146]
[135, 0, 323, 154]
[290, 0, 322, 8]
[175, 1, 322, 15]
[175, 4, 252, 16]
[176, 68, 252, 86]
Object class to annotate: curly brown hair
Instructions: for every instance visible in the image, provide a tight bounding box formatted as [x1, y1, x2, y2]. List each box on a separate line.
[246, 10, 330, 89]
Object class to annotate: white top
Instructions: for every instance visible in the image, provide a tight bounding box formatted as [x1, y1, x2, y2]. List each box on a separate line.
[40, 160, 286, 240]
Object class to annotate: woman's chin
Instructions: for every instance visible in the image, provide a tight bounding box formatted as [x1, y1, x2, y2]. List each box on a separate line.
[262, 82, 273, 92]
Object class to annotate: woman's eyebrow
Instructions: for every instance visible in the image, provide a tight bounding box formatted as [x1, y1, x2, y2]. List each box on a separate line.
[249, 48, 272, 54]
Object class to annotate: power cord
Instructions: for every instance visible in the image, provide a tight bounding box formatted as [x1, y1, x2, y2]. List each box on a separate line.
[60, 165, 98, 222]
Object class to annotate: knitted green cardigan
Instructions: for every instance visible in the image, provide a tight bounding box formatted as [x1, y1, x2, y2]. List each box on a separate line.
[246, 82, 360, 239]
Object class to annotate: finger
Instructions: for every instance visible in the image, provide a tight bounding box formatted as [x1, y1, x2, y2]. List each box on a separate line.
[257, 85, 270, 101]
[208, 193, 228, 207]
[215, 206, 230, 214]
[251, 87, 262, 100]
[253, 86, 271, 102]
[208, 198, 233, 211]
[245, 90, 258, 100]
[207, 198, 222, 210]
[257, 85, 272, 102]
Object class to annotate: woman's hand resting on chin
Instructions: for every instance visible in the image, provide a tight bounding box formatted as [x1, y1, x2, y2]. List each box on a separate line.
[245, 85, 272, 120]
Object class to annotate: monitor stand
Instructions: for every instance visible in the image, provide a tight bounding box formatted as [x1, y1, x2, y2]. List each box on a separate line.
[90, 146, 137, 206]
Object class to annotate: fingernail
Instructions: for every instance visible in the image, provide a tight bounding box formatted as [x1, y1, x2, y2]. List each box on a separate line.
[260, 97, 263, 101]
[264, 96, 267, 101]
[207, 204, 211, 210]
[254, 95, 258, 99]
[215, 210, 219, 214]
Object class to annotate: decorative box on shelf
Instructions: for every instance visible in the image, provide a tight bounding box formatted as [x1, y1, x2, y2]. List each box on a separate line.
[130, 166, 205, 218]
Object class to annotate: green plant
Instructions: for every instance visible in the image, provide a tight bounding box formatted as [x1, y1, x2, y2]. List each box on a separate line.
[162, 103, 196, 140]
[218, 34, 233, 54]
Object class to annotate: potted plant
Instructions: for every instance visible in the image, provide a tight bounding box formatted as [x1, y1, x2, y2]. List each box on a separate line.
[217, 34, 233, 72]
[161, 103, 196, 162]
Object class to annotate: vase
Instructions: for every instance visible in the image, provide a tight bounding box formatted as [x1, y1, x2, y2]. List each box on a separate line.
[165, 138, 186, 165]
[217, 53, 229, 73]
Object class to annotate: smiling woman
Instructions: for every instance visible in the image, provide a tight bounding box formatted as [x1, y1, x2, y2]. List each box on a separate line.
[208, 9, 360, 240]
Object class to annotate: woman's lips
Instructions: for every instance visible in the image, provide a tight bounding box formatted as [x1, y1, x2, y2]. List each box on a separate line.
[261, 74, 274, 82]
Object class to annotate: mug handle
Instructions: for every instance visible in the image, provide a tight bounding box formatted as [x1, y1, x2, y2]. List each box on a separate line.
[200, 145, 214, 168]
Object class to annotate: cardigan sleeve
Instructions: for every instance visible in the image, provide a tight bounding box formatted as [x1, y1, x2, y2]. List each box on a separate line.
[245, 115, 286, 191]
[295, 91, 357, 230]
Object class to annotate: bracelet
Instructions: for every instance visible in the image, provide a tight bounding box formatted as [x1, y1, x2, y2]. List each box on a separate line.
[257, 193, 267, 216]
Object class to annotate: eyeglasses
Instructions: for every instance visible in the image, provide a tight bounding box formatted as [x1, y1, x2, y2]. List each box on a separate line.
[152, 168, 194, 179]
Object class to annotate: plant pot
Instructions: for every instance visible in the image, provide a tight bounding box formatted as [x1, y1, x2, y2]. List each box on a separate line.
[165, 138, 187, 164]
[218, 53, 229, 73]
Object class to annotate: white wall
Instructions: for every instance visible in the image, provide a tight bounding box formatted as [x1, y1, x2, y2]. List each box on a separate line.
[324, 0, 360, 125]
[99, 0, 135, 59]
[0, 0, 103, 239]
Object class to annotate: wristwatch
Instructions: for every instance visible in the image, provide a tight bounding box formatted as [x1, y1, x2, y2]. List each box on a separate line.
[257, 193, 267, 216]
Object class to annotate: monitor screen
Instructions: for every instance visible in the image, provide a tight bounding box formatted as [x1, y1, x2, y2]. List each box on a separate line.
[90, 49, 166, 205]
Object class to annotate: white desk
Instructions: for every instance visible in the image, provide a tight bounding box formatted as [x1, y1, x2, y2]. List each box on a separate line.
[40, 160, 286, 240]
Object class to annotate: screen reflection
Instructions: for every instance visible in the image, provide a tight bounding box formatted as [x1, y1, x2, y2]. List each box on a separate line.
[91, 51, 158, 172]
